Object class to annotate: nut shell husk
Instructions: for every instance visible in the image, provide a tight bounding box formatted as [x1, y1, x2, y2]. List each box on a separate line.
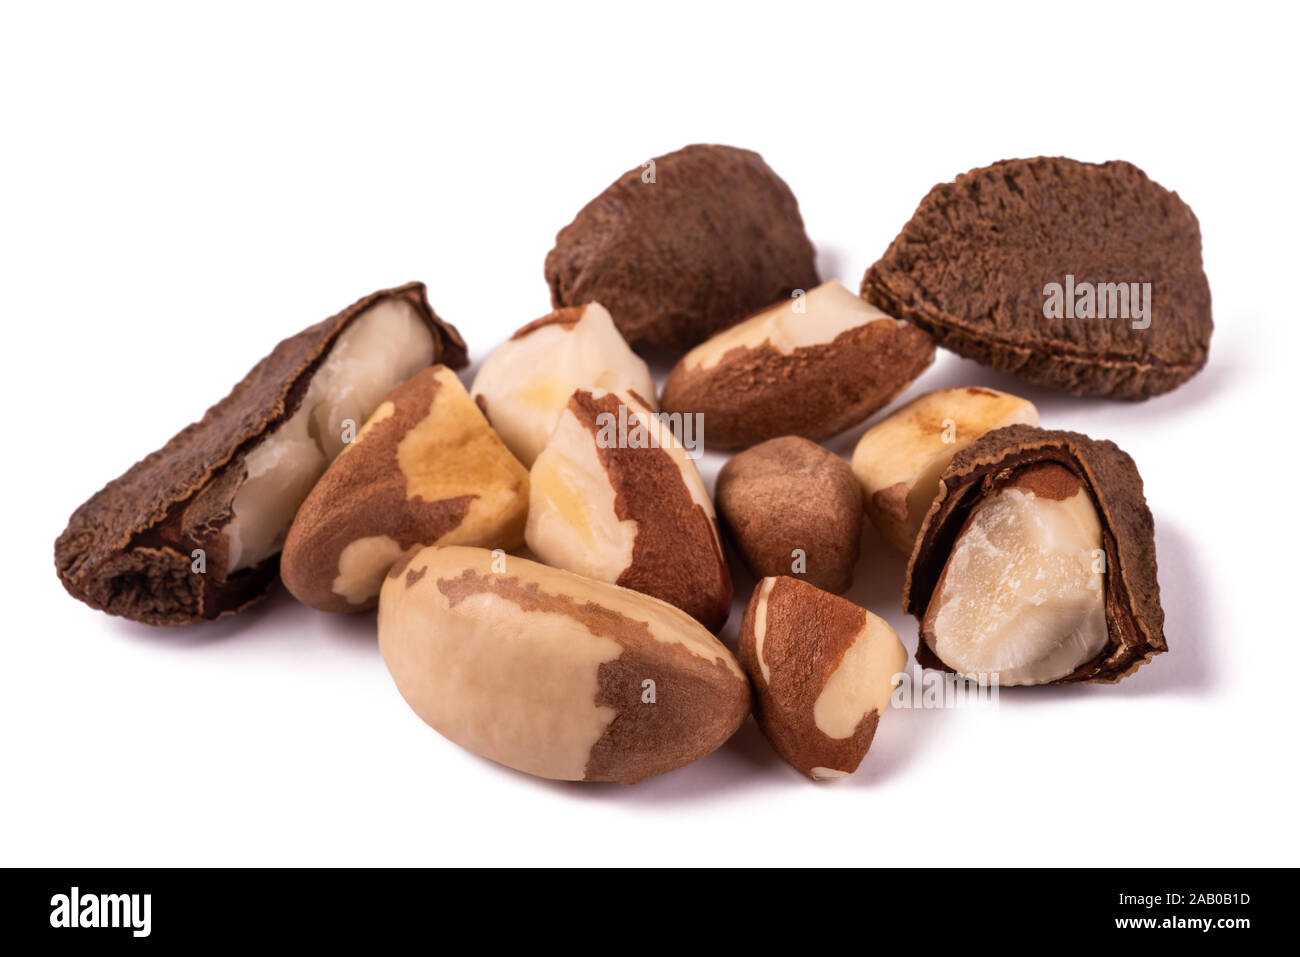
[545, 143, 819, 353]
[903, 425, 1166, 683]
[54, 282, 467, 626]
[862, 157, 1212, 399]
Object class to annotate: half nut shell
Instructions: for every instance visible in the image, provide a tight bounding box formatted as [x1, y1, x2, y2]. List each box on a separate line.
[862, 157, 1212, 399]
[54, 282, 467, 625]
[903, 425, 1166, 684]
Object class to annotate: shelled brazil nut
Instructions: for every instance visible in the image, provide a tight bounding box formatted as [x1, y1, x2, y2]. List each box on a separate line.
[740, 577, 906, 781]
[716, 436, 862, 594]
[470, 302, 655, 468]
[525, 388, 731, 631]
[379, 546, 750, 783]
[852, 387, 1037, 554]
[659, 280, 934, 450]
[281, 366, 529, 614]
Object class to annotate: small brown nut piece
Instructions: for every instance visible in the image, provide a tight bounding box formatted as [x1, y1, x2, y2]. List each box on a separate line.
[379, 546, 750, 784]
[716, 436, 862, 593]
[470, 302, 655, 468]
[852, 387, 1038, 554]
[659, 280, 934, 450]
[525, 389, 731, 631]
[739, 577, 906, 781]
[281, 367, 528, 613]
[544, 143, 820, 353]
[905, 425, 1167, 685]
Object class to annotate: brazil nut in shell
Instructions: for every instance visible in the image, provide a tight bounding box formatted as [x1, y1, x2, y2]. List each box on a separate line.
[862, 157, 1212, 399]
[544, 143, 820, 353]
[904, 425, 1167, 685]
[53, 283, 468, 626]
[378, 546, 751, 784]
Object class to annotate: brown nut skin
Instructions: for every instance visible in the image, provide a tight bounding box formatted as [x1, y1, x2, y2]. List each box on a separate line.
[660, 284, 934, 450]
[379, 546, 751, 784]
[862, 157, 1212, 399]
[904, 425, 1167, 684]
[739, 577, 906, 781]
[716, 437, 862, 594]
[54, 282, 467, 626]
[281, 366, 528, 614]
[545, 143, 819, 353]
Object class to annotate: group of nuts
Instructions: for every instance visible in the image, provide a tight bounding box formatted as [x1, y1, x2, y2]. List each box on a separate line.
[56, 145, 1208, 784]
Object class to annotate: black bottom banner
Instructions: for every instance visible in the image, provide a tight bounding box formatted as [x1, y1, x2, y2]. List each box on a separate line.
[0, 867, 1284, 945]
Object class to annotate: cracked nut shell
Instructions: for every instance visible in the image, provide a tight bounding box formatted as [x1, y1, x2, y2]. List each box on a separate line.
[54, 282, 467, 625]
[862, 157, 1212, 399]
[903, 424, 1166, 684]
[545, 143, 819, 353]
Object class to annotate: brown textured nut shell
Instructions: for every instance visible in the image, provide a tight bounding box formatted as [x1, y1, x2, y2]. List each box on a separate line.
[660, 318, 934, 450]
[903, 425, 1166, 683]
[862, 157, 1212, 399]
[716, 437, 862, 593]
[54, 283, 468, 626]
[545, 144, 820, 353]
[738, 577, 881, 779]
[280, 367, 526, 614]
[567, 391, 732, 632]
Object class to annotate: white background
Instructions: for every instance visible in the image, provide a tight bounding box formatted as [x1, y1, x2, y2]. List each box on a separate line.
[2, 2, 1296, 867]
